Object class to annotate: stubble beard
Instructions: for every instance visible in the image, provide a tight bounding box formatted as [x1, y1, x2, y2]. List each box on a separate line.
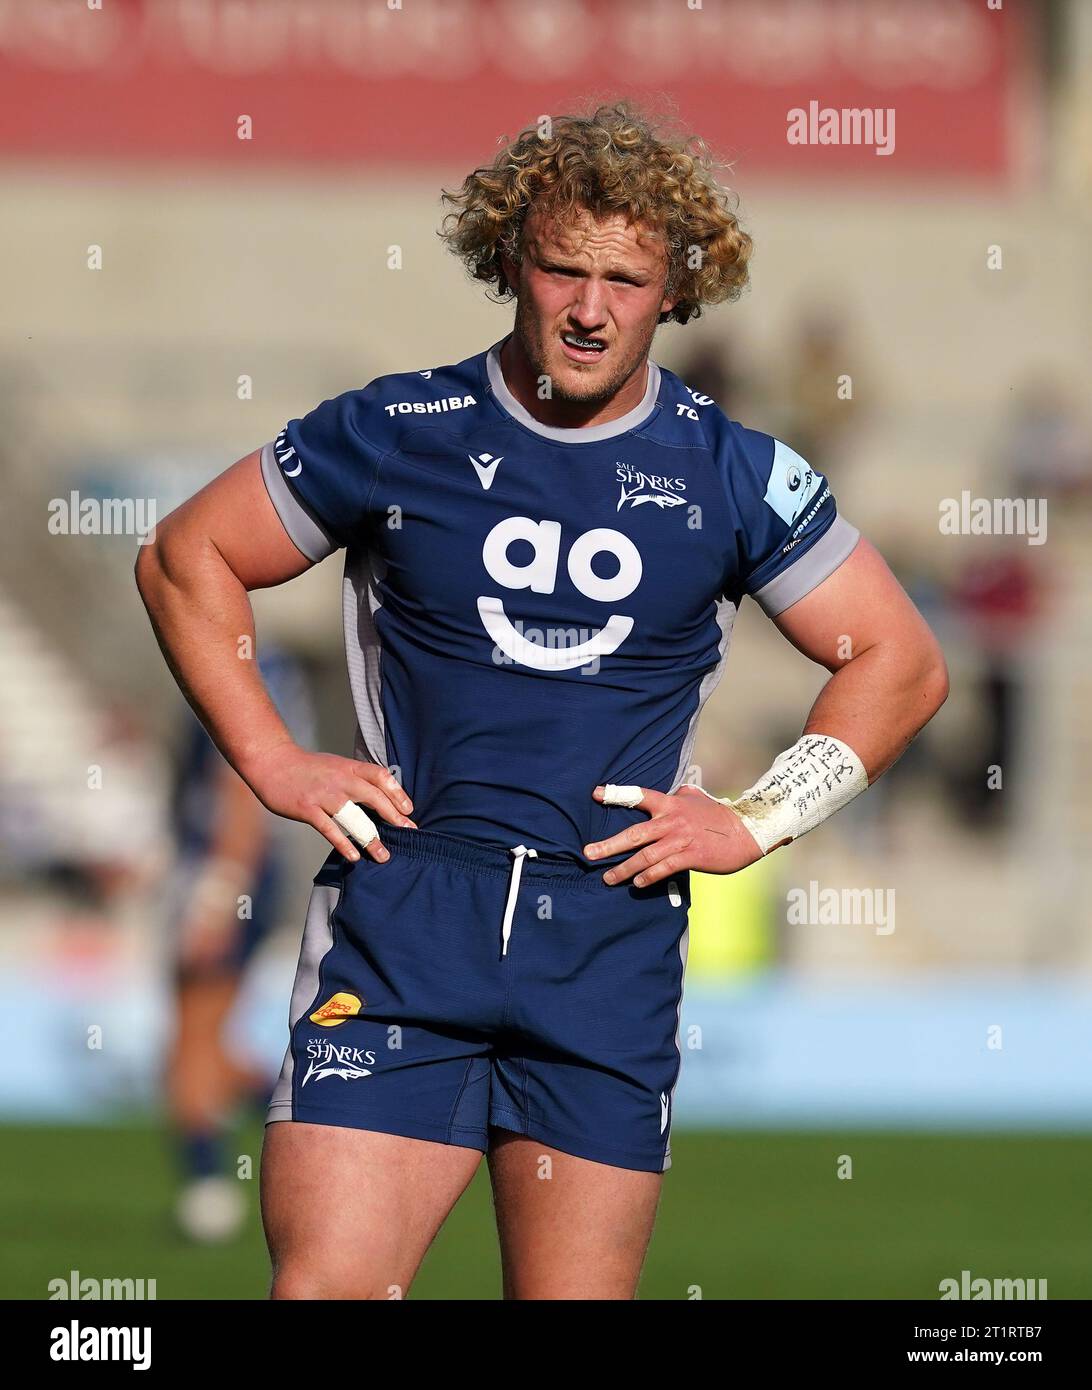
[513, 294, 658, 407]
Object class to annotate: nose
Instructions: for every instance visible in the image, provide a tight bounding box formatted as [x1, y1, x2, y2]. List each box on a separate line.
[568, 282, 608, 332]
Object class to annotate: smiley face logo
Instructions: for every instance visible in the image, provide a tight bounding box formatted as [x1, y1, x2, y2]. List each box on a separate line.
[479, 516, 641, 671]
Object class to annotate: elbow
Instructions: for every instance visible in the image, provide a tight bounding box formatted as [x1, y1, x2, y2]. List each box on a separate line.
[919, 642, 950, 721]
[134, 526, 178, 613]
[133, 532, 161, 603]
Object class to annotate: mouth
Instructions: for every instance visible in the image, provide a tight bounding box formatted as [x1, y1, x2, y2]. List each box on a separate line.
[560, 330, 608, 364]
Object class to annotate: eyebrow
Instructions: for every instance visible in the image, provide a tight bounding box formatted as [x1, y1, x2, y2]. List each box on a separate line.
[537, 254, 651, 282]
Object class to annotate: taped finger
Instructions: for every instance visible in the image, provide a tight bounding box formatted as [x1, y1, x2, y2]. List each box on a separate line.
[332, 800, 378, 848]
[601, 784, 645, 809]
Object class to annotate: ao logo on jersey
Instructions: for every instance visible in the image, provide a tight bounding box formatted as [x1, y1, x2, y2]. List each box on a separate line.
[478, 516, 642, 671]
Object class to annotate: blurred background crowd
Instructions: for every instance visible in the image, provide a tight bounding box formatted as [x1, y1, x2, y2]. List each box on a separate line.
[1, 0, 1090, 1297]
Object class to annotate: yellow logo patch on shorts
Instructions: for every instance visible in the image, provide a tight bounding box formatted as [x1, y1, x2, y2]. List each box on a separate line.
[309, 992, 363, 1028]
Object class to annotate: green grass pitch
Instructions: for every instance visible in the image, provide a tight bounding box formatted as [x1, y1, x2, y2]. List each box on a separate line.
[4, 1124, 1088, 1300]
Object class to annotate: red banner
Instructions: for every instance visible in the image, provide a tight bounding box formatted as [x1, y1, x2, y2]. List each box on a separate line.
[0, 0, 1038, 180]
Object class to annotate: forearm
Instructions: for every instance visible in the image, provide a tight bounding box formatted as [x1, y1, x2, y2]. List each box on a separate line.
[135, 533, 292, 786]
[802, 638, 949, 783]
[594, 544, 951, 879]
[716, 636, 947, 855]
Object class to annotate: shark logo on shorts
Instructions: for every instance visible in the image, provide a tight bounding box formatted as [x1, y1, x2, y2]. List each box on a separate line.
[302, 1039, 377, 1086]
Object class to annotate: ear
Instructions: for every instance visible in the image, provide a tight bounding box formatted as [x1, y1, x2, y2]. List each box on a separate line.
[659, 262, 679, 318]
[499, 250, 520, 295]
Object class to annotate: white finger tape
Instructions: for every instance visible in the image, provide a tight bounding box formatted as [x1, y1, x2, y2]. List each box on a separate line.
[601, 784, 644, 809]
[332, 800, 378, 848]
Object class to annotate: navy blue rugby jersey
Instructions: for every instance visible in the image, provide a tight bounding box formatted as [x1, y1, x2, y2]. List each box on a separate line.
[260, 336, 859, 859]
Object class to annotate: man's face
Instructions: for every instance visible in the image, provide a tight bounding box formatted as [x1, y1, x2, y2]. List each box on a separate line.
[503, 204, 678, 406]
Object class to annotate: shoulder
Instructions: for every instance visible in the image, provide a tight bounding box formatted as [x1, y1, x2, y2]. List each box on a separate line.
[264, 349, 489, 555]
[287, 349, 486, 458]
[651, 362, 799, 500]
[653, 359, 843, 563]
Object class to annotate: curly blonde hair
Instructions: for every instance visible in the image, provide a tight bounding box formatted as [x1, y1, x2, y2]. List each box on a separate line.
[438, 100, 753, 326]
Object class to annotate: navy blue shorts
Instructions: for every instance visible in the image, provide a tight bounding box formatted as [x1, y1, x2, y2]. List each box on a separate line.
[267, 825, 691, 1172]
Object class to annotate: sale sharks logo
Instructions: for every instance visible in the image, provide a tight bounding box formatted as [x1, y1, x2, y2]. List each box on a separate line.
[301, 1039, 377, 1087]
[615, 462, 687, 511]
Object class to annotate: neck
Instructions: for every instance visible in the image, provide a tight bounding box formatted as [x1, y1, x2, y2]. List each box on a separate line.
[498, 334, 649, 430]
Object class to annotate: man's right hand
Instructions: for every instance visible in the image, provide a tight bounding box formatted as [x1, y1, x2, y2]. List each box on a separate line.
[243, 743, 416, 863]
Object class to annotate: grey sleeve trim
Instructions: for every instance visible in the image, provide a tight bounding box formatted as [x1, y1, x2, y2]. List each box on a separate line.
[259, 441, 340, 562]
[751, 514, 861, 617]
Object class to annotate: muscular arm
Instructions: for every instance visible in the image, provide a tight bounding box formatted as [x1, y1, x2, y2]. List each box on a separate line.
[136, 452, 414, 862]
[773, 536, 949, 780]
[586, 536, 948, 885]
[136, 452, 311, 777]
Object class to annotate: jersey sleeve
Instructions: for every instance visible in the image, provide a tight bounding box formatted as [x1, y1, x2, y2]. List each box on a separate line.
[260, 386, 385, 561]
[722, 426, 860, 616]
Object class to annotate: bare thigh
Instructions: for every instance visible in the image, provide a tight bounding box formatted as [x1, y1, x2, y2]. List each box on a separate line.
[487, 1129, 663, 1300]
[261, 1121, 483, 1299]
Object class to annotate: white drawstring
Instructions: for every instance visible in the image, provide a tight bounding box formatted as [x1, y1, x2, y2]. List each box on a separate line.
[501, 845, 538, 956]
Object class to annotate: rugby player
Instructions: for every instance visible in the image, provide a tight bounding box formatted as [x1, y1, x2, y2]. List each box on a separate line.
[164, 642, 314, 1242]
[135, 102, 948, 1299]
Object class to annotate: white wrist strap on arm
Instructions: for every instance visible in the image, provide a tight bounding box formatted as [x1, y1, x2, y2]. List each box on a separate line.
[719, 733, 868, 854]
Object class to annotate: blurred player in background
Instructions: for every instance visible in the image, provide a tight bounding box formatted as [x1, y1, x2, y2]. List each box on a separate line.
[164, 643, 314, 1242]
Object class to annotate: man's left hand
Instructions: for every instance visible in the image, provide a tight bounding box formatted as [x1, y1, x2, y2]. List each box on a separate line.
[584, 785, 764, 887]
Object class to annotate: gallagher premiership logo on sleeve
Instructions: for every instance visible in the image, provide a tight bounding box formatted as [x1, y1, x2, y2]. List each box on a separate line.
[763, 440, 824, 526]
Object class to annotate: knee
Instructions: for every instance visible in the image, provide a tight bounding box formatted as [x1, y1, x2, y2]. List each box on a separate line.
[270, 1265, 403, 1301]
